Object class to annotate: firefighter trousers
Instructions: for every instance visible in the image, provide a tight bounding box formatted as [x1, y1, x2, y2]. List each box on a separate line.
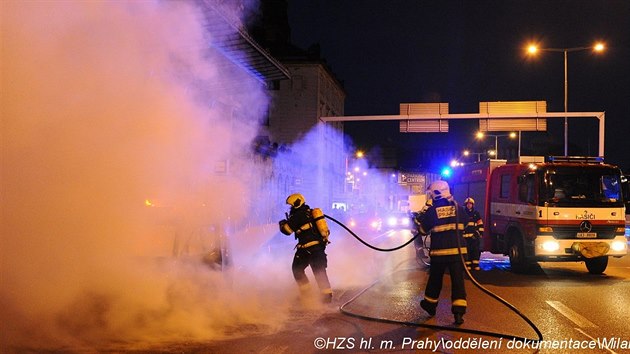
[292, 244, 332, 295]
[465, 237, 481, 270]
[423, 259, 467, 314]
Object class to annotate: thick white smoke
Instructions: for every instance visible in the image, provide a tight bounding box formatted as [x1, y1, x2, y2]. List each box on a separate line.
[1, 1, 296, 351]
[1, 1, 417, 351]
[268, 129, 417, 289]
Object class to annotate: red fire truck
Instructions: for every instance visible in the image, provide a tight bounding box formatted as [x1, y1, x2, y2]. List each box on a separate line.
[451, 156, 628, 274]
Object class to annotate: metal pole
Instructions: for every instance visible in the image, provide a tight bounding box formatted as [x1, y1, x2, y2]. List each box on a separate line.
[564, 49, 569, 156]
[494, 135, 498, 159]
[518, 131, 522, 161]
[344, 155, 348, 194]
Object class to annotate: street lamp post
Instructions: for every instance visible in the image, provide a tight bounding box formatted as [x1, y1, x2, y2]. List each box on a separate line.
[526, 42, 605, 156]
[517, 130, 521, 159]
[476, 132, 517, 159]
[344, 150, 365, 193]
[463, 150, 483, 163]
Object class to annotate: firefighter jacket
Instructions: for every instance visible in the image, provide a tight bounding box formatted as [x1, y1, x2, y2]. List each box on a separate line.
[463, 208, 484, 238]
[279, 204, 326, 248]
[414, 198, 467, 262]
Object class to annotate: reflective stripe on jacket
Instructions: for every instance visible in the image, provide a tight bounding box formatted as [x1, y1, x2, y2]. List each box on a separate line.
[415, 198, 467, 261]
[279, 204, 325, 247]
[463, 208, 484, 238]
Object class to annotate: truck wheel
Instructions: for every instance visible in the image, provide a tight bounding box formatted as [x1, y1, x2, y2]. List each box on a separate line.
[508, 235, 528, 273]
[585, 256, 608, 274]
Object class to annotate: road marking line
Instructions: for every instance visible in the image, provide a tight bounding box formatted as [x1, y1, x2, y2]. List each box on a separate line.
[546, 300, 597, 328]
[575, 328, 618, 354]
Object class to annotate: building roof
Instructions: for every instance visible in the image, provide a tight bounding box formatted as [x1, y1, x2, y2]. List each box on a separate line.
[199, 0, 291, 83]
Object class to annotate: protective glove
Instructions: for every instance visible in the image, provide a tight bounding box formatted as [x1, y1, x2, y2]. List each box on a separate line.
[279, 219, 292, 235]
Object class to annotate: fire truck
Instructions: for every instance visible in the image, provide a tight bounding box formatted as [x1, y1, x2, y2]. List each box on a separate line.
[451, 156, 628, 274]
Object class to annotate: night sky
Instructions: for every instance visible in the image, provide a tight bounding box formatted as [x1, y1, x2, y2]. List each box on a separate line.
[286, 0, 630, 171]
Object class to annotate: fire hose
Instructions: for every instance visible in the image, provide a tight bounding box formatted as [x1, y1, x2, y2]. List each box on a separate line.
[324, 212, 544, 343]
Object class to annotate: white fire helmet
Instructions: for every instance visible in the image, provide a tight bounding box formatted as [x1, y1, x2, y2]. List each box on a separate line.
[427, 180, 451, 201]
[464, 197, 475, 205]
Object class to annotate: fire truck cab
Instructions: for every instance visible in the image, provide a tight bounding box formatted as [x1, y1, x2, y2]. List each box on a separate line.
[452, 156, 628, 274]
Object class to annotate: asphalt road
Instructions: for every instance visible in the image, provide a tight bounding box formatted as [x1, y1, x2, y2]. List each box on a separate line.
[20, 228, 626, 354]
[133, 230, 630, 354]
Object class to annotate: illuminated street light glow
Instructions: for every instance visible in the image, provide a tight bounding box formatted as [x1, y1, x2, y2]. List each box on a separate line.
[463, 149, 483, 162]
[525, 41, 606, 156]
[525, 42, 606, 55]
[476, 131, 517, 159]
[345, 150, 366, 193]
[527, 44, 538, 54]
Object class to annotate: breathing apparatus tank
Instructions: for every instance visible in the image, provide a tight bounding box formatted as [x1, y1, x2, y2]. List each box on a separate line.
[311, 208, 330, 242]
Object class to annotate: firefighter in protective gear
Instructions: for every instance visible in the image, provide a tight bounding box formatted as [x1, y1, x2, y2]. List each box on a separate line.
[413, 180, 468, 325]
[279, 193, 333, 303]
[411, 198, 433, 255]
[463, 197, 484, 271]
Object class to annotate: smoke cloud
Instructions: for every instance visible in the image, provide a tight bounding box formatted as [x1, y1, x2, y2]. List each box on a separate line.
[1, 1, 414, 351]
[0, 0, 294, 351]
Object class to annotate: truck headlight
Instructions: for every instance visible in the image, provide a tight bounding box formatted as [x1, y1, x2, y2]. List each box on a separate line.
[611, 240, 627, 252]
[542, 240, 560, 252]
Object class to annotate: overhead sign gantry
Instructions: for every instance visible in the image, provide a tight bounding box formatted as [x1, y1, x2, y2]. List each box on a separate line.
[320, 101, 606, 157]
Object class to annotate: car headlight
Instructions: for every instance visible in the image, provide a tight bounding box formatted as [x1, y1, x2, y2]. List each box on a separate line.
[611, 240, 627, 252]
[542, 240, 560, 252]
[387, 217, 397, 227]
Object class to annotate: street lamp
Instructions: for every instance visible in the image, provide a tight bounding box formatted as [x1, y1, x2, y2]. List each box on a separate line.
[344, 150, 365, 193]
[476, 132, 517, 159]
[464, 149, 483, 162]
[526, 42, 605, 156]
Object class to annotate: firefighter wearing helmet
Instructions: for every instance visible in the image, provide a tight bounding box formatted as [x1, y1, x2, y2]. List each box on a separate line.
[279, 193, 333, 303]
[413, 180, 468, 325]
[463, 197, 484, 271]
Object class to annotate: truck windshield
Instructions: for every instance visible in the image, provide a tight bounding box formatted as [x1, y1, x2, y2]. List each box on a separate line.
[542, 167, 624, 207]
